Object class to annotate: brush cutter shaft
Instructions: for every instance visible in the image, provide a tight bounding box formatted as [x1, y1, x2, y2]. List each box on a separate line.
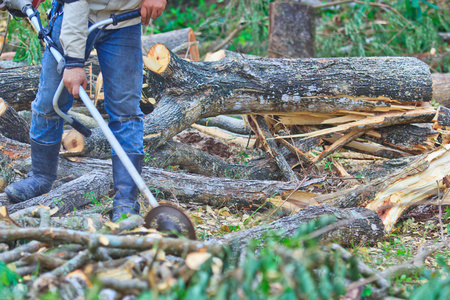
[77, 87, 160, 208]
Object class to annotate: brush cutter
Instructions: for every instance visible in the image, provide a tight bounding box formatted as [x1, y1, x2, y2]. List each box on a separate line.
[2, 0, 196, 240]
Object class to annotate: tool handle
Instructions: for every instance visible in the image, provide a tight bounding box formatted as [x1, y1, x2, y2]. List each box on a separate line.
[69, 118, 92, 137]
[110, 9, 141, 25]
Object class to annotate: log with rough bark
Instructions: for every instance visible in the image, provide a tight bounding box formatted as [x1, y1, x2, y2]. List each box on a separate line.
[0, 65, 41, 111]
[196, 115, 251, 135]
[0, 98, 30, 143]
[55, 157, 322, 210]
[208, 206, 385, 252]
[269, 1, 315, 58]
[141, 28, 200, 61]
[70, 45, 432, 156]
[146, 140, 282, 180]
[5, 171, 111, 215]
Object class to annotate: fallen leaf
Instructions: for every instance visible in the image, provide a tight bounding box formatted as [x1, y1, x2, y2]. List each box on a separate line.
[185, 252, 212, 270]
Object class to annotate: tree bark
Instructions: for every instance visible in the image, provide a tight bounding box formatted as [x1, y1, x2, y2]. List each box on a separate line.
[56, 157, 321, 210]
[140, 45, 432, 152]
[0, 65, 41, 111]
[0, 98, 30, 143]
[6, 171, 111, 215]
[363, 124, 439, 155]
[196, 115, 251, 135]
[208, 206, 385, 251]
[146, 140, 282, 180]
[269, 2, 315, 58]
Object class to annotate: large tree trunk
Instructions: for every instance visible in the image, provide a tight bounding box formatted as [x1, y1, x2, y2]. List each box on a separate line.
[0, 97, 30, 143]
[55, 157, 321, 210]
[71, 45, 432, 155]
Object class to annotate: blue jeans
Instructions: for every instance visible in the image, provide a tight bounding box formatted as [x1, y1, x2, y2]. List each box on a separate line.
[30, 10, 144, 155]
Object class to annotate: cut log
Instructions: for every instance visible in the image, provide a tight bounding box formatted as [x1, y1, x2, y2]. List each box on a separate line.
[146, 140, 282, 180]
[141, 28, 200, 61]
[208, 206, 385, 250]
[138, 45, 432, 152]
[269, 2, 315, 58]
[0, 65, 41, 111]
[0, 98, 30, 143]
[6, 171, 111, 215]
[56, 157, 322, 210]
[363, 124, 439, 155]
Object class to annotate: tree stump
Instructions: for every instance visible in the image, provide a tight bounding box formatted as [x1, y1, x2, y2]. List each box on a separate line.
[269, 1, 315, 58]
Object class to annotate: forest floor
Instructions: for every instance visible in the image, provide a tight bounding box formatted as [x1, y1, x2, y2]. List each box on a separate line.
[129, 128, 450, 293]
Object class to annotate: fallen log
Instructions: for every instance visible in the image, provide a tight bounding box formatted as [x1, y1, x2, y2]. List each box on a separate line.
[56, 157, 321, 210]
[141, 45, 431, 151]
[0, 98, 30, 143]
[363, 124, 439, 155]
[208, 206, 385, 251]
[0, 65, 41, 111]
[146, 140, 282, 180]
[6, 171, 111, 215]
[72, 45, 432, 155]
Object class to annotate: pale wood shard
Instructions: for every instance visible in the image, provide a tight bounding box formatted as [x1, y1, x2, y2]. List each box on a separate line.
[365, 145, 450, 232]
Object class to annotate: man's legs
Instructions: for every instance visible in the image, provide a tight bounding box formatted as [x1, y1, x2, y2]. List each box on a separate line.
[92, 24, 144, 221]
[5, 11, 74, 202]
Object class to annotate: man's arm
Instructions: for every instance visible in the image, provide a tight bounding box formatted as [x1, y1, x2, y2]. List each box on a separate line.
[60, 0, 89, 98]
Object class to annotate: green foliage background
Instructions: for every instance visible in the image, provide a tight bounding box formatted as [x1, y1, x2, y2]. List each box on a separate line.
[4, 0, 448, 72]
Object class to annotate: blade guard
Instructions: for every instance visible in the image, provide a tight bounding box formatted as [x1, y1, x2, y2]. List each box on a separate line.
[144, 203, 196, 240]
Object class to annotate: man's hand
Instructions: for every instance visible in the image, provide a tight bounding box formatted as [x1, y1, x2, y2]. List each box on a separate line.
[139, 0, 166, 26]
[63, 68, 87, 99]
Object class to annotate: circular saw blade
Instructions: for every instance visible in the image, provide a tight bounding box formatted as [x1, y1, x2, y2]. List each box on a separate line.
[144, 203, 196, 240]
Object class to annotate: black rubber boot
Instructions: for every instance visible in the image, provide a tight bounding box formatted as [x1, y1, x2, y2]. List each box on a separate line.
[5, 139, 60, 203]
[111, 154, 143, 222]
